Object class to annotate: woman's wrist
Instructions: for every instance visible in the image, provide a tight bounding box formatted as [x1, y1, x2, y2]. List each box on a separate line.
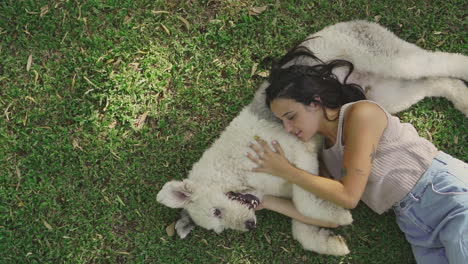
[281, 165, 305, 183]
[259, 195, 273, 210]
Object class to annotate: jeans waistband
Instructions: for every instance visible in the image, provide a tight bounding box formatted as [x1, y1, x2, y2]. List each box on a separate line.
[432, 151, 456, 167]
[410, 151, 452, 196]
[394, 151, 450, 210]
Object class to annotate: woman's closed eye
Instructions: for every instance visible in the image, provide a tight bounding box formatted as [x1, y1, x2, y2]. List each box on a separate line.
[287, 115, 296, 120]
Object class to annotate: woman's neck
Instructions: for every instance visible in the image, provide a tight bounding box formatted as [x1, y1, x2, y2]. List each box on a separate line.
[319, 108, 340, 147]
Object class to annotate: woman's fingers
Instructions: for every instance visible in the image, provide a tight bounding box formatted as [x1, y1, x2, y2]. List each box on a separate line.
[251, 136, 284, 157]
[272, 140, 285, 155]
[255, 136, 272, 152]
[247, 152, 267, 173]
[252, 166, 267, 173]
[246, 152, 260, 163]
[249, 141, 263, 154]
[247, 137, 292, 178]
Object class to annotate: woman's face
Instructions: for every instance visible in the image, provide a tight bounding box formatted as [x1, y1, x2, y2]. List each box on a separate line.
[270, 98, 322, 142]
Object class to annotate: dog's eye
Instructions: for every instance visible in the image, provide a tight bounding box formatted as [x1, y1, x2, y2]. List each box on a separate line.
[213, 208, 222, 218]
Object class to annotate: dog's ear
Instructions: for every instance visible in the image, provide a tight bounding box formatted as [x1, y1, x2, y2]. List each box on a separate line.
[157, 180, 195, 208]
[175, 209, 196, 239]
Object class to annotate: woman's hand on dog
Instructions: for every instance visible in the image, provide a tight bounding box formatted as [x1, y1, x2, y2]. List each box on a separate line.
[247, 136, 296, 179]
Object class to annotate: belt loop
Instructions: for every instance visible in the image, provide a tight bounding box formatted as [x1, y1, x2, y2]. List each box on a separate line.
[434, 158, 447, 166]
[434, 151, 449, 166]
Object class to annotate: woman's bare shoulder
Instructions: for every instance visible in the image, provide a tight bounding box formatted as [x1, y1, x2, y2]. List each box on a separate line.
[346, 101, 387, 125]
[343, 101, 388, 142]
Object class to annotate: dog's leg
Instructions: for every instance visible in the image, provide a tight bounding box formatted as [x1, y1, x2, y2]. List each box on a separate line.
[344, 41, 468, 81]
[358, 50, 468, 81]
[250, 21, 468, 118]
[291, 220, 350, 256]
[301, 21, 468, 115]
[367, 77, 468, 116]
[291, 143, 353, 225]
[305, 21, 468, 81]
[292, 184, 353, 225]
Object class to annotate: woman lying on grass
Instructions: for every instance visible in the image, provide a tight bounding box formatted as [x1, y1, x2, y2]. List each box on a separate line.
[247, 46, 468, 264]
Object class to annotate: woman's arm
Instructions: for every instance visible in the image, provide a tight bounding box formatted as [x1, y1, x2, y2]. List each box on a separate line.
[249, 102, 387, 209]
[318, 154, 332, 179]
[338, 102, 388, 207]
[258, 195, 339, 228]
[282, 103, 387, 208]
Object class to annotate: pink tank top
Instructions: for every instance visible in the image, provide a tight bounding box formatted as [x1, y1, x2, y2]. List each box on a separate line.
[321, 100, 438, 214]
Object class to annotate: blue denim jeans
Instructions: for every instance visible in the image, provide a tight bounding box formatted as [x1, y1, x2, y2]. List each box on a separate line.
[393, 151, 468, 264]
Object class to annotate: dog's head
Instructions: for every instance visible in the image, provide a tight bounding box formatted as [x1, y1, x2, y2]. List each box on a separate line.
[157, 179, 260, 238]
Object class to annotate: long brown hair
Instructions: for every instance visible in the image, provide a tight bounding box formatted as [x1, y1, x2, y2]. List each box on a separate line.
[265, 45, 366, 121]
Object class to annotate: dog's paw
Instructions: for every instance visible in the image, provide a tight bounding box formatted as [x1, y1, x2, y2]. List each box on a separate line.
[292, 221, 350, 256]
[325, 234, 350, 256]
[335, 210, 353, 226]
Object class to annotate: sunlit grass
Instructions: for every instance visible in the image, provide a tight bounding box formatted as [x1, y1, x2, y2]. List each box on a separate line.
[0, 0, 466, 263]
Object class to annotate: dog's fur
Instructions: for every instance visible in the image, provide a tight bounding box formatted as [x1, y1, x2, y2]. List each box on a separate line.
[157, 20, 468, 256]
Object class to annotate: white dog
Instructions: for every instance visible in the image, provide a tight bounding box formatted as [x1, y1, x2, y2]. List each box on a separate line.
[157, 20, 468, 256]
[158, 107, 353, 255]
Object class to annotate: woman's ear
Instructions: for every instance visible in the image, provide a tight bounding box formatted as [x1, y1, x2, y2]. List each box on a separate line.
[310, 96, 322, 109]
[309, 101, 321, 110]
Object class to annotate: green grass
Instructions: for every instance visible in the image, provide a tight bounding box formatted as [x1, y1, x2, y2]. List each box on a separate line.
[0, 0, 466, 263]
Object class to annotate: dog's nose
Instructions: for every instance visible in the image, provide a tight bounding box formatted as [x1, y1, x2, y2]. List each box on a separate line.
[245, 220, 256, 230]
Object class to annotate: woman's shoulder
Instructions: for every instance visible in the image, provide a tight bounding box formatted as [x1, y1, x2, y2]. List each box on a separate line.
[345, 100, 388, 123]
[342, 101, 388, 143]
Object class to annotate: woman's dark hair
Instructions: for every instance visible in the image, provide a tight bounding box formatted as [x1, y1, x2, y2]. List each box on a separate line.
[265, 42, 366, 121]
